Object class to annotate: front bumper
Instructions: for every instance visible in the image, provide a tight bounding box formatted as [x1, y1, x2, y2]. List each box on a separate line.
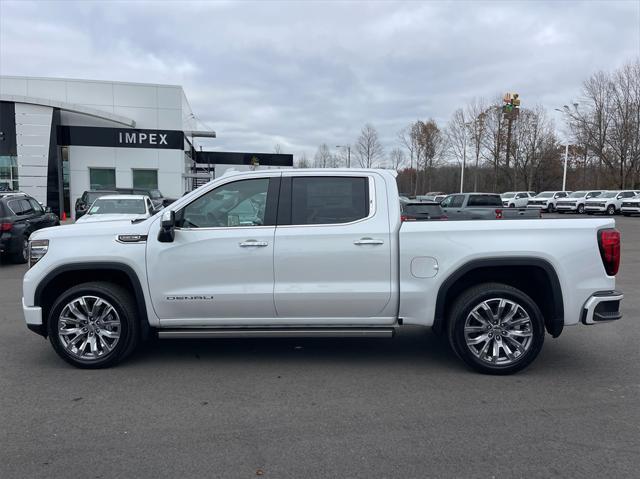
[527, 204, 548, 209]
[581, 291, 623, 325]
[23, 297, 46, 336]
[620, 206, 640, 213]
[584, 205, 607, 212]
[556, 203, 578, 211]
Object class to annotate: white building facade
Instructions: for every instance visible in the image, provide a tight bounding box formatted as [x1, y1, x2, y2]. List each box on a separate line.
[0, 76, 205, 218]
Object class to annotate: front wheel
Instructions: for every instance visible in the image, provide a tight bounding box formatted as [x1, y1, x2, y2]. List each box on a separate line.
[606, 205, 616, 215]
[547, 204, 554, 213]
[577, 204, 585, 214]
[47, 282, 140, 368]
[447, 283, 545, 375]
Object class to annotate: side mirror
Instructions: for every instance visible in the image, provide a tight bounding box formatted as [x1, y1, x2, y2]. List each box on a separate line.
[158, 210, 175, 243]
[45, 206, 52, 213]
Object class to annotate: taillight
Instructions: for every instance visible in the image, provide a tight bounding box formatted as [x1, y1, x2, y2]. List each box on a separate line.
[598, 228, 620, 276]
[0, 222, 12, 232]
[495, 209, 503, 219]
[401, 215, 408, 222]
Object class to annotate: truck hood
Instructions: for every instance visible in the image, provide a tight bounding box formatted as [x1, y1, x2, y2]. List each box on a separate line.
[76, 213, 149, 223]
[30, 216, 154, 241]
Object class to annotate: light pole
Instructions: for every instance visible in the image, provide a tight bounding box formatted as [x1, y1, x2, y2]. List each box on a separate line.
[555, 106, 576, 191]
[336, 145, 351, 168]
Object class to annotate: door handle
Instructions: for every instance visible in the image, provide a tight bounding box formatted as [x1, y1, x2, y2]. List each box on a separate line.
[239, 240, 268, 247]
[354, 237, 384, 245]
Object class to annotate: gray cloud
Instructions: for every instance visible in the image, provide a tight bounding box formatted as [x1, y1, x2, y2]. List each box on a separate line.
[1, 0, 638, 158]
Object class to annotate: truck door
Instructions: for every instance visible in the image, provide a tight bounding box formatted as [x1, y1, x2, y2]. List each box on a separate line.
[440, 194, 465, 219]
[146, 175, 280, 322]
[273, 173, 393, 321]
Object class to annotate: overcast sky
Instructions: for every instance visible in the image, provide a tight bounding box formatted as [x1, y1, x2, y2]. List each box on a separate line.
[1, 0, 639, 160]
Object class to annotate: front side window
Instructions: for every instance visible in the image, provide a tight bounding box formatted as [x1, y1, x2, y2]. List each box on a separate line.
[178, 178, 269, 228]
[89, 168, 116, 190]
[28, 198, 43, 214]
[290, 177, 369, 225]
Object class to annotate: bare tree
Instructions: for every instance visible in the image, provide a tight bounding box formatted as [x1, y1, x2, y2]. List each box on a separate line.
[389, 147, 406, 171]
[415, 119, 445, 192]
[313, 144, 333, 168]
[355, 124, 384, 168]
[445, 108, 468, 191]
[273, 143, 283, 154]
[466, 98, 489, 191]
[398, 125, 420, 193]
[296, 153, 311, 168]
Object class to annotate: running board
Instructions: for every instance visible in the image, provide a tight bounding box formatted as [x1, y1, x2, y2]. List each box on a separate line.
[157, 328, 395, 339]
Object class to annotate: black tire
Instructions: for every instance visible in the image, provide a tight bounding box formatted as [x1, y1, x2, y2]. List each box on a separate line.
[606, 205, 616, 216]
[547, 204, 554, 213]
[447, 282, 545, 375]
[577, 204, 585, 214]
[47, 281, 140, 368]
[509, 203, 515, 208]
[10, 235, 28, 264]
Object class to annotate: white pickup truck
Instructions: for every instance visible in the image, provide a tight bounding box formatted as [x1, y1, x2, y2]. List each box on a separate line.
[22, 169, 623, 374]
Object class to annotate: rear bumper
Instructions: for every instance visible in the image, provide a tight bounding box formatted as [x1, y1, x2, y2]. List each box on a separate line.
[581, 291, 623, 325]
[0, 232, 21, 254]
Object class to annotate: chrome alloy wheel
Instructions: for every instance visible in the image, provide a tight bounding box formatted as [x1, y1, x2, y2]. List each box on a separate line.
[463, 298, 533, 366]
[57, 296, 121, 360]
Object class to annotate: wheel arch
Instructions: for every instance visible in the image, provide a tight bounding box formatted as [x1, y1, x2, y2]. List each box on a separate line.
[433, 257, 564, 338]
[34, 262, 150, 339]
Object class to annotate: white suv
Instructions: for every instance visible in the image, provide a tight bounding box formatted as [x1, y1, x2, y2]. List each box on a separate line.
[500, 191, 533, 208]
[556, 191, 603, 214]
[585, 190, 640, 215]
[620, 194, 640, 216]
[526, 191, 571, 213]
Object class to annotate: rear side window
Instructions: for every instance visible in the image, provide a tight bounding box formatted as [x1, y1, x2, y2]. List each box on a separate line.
[404, 204, 442, 216]
[7, 199, 24, 215]
[290, 177, 369, 225]
[468, 195, 502, 207]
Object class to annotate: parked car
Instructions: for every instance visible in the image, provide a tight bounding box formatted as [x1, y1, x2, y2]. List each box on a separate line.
[22, 169, 623, 374]
[620, 194, 640, 216]
[401, 202, 447, 221]
[75, 189, 118, 219]
[75, 195, 157, 224]
[433, 194, 447, 203]
[555, 190, 603, 214]
[440, 193, 540, 220]
[501, 191, 533, 208]
[585, 190, 640, 215]
[116, 188, 173, 209]
[1, 192, 59, 263]
[526, 191, 571, 212]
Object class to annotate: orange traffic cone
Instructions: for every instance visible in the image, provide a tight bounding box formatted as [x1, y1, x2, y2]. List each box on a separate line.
[62, 211, 67, 221]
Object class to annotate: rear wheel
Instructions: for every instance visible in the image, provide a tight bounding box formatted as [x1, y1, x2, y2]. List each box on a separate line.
[447, 283, 545, 375]
[47, 282, 140, 368]
[10, 236, 28, 264]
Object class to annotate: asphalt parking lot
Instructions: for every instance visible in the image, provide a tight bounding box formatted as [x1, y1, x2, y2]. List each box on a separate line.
[1, 214, 639, 478]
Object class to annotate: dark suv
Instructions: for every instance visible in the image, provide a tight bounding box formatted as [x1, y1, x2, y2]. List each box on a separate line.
[0, 192, 60, 263]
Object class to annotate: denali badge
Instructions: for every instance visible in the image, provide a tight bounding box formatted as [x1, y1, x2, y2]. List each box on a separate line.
[166, 295, 214, 301]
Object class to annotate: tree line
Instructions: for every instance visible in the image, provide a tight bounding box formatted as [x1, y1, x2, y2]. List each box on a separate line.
[294, 58, 640, 194]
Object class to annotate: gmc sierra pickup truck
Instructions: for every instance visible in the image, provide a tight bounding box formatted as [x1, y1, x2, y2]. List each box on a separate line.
[22, 169, 623, 374]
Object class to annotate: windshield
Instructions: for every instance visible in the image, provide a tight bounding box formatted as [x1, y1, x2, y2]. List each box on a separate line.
[599, 192, 618, 198]
[568, 191, 587, 198]
[501, 192, 515, 198]
[536, 192, 554, 198]
[88, 198, 146, 215]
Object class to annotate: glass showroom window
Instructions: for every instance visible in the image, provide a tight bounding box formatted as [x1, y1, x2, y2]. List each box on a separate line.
[0, 156, 19, 191]
[89, 168, 116, 190]
[132, 169, 158, 190]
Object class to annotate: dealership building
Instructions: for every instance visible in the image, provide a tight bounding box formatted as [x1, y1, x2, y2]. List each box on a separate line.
[0, 76, 292, 218]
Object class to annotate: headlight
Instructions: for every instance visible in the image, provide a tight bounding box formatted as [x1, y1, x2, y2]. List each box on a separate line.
[28, 239, 49, 268]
